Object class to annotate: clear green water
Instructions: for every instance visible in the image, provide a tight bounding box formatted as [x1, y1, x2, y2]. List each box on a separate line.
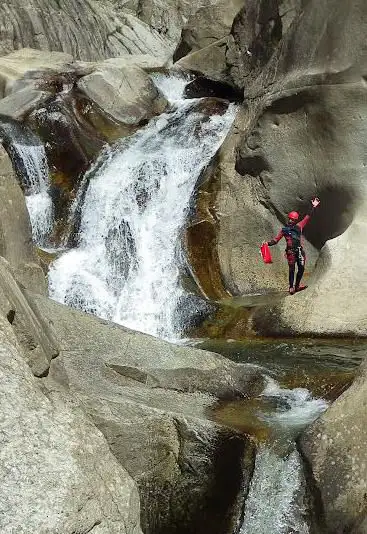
[193, 337, 366, 441]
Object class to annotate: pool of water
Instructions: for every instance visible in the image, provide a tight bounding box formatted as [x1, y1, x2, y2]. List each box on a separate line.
[194, 337, 366, 441]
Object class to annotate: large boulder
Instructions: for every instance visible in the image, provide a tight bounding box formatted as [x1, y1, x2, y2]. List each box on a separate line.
[192, 0, 367, 336]
[226, 0, 302, 90]
[0, 145, 46, 293]
[0, 49, 168, 130]
[25, 289, 263, 534]
[0, 88, 51, 120]
[0, 313, 142, 534]
[299, 359, 367, 534]
[175, 38, 230, 82]
[77, 63, 168, 132]
[0, 257, 58, 377]
[174, 0, 245, 59]
[175, 0, 301, 86]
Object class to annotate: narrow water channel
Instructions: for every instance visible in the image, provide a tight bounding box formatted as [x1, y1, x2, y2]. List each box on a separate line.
[197, 338, 365, 533]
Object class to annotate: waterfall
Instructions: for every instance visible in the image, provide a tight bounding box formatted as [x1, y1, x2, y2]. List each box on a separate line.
[21, 145, 53, 246]
[239, 379, 328, 534]
[0, 118, 53, 246]
[48, 75, 236, 340]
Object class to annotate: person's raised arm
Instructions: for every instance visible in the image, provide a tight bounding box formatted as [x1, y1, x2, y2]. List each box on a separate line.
[298, 197, 320, 229]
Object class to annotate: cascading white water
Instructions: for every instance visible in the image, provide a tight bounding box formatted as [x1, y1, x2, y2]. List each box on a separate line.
[49, 75, 236, 340]
[241, 447, 309, 534]
[19, 144, 53, 246]
[0, 120, 53, 246]
[239, 379, 328, 534]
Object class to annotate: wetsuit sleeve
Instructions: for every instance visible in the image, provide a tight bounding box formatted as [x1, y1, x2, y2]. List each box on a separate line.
[298, 207, 315, 230]
[267, 230, 283, 246]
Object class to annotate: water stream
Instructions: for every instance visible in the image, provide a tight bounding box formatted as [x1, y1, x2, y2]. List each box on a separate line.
[0, 118, 53, 246]
[240, 445, 309, 534]
[48, 74, 236, 340]
[239, 379, 328, 534]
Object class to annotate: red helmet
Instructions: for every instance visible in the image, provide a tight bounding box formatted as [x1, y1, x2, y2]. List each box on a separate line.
[288, 211, 299, 221]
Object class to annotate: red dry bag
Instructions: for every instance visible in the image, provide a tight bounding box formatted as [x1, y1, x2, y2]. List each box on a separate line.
[260, 243, 273, 264]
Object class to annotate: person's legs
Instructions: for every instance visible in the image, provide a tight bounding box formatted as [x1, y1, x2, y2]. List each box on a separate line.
[289, 264, 295, 288]
[295, 248, 306, 289]
[286, 251, 296, 293]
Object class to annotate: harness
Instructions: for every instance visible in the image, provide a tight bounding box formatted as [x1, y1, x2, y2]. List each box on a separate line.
[282, 225, 302, 251]
[282, 224, 305, 265]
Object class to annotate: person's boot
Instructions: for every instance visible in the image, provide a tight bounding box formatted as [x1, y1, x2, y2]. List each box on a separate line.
[289, 287, 295, 295]
[295, 284, 307, 292]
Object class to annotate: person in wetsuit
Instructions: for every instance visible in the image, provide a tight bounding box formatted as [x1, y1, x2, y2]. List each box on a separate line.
[264, 197, 320, 294]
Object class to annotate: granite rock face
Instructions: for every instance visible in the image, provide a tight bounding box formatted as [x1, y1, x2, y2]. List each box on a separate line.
[0, 0, 172, 61]
[299, 360, 367, 534]
[0, 0, 248, 66]
[0, 146, 46, 293]
[0, 313, 142, 534]
[193, 0, 367, 336]
[26, 290, 262, 534]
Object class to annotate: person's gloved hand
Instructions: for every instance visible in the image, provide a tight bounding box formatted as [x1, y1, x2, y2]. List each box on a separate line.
[311, 197, 320, 208]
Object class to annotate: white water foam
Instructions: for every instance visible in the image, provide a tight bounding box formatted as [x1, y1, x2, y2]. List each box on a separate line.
[151, 72, 192, 103]
[49, 75, 236, 340]
[240, 447, 309, 534]
[260, 377, 328, 431]
[14, 142, 53, 246]
[239, 378, 328, 534]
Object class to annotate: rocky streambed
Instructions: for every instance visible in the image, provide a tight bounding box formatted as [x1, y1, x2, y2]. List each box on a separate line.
[0, 0, 367, 533]
[203, 338, 367, 534]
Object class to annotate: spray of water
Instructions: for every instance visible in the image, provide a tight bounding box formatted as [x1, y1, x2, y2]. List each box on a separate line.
[260, 377, 328, 431]
[49, 75, 236, 340]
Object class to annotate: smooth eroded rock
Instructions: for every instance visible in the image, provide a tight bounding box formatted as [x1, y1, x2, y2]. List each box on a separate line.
[175, 38, 230, 83]
[200, 0, 367, 336]
[0, 2, 172, 61]
[77, 64, 168, 126]
[299, 359, 367, 533]
[0, 314, 142, 534]
[25, 290, 262, 534]
[0, 48, 73, 97]
[0, 145, 47, 293]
